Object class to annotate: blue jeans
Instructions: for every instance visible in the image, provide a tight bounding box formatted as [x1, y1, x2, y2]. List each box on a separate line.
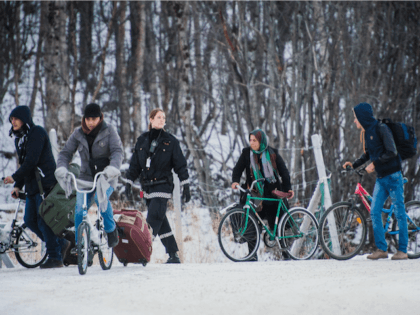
[371, 171, 408, 253]
[24, 194, 64, 260]
[74, 186, 116, 243]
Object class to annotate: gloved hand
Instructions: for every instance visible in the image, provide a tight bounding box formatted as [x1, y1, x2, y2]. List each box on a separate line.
[182, 184, 191, 203]
[125, 182, 133, 201]
[55, 167, 72, 198]
[103, 165, 121, 181]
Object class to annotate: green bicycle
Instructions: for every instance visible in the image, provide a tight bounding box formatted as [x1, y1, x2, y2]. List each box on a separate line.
[218, 179, 319, 261]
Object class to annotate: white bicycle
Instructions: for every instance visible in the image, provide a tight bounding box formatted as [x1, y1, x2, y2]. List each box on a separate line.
[0, 186, 47, 268]
[68, 172, 113, 275]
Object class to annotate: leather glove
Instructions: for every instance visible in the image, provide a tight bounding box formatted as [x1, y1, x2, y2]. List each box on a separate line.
[125, 182, 133, 201]
[182, 184, 191, 203]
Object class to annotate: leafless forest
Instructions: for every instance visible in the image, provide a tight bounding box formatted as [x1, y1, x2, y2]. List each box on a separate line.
[1, 1, 419, 215]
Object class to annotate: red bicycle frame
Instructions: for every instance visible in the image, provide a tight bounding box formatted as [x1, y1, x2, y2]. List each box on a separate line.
[354, 183, 373, 213]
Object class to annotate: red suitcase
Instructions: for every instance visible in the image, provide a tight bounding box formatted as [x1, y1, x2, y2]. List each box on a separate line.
[113, 209, 153, 266]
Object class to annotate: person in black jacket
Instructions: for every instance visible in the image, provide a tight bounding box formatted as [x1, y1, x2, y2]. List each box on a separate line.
[343, 102, 408, 260]
[231, 129, 294, 261]
[125, 108, 190, 264]
[3, 106, 69, 268]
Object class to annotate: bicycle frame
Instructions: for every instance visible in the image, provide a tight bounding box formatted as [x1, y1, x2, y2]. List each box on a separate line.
[350, 170, 419, 235]
[0, 198, 35, 253]
[236, 181, 302, 243]
[354, 183, 372, 212]
[0, 197, 46, 268]
[68, 172, 107, 247]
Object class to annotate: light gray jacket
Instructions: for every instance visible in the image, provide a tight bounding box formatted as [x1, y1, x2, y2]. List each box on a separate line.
[57, 121, 123, 188]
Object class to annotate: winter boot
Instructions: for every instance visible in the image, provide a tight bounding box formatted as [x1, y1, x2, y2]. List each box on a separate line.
[107, 228, 119, 248]
[40, 258, 64, 269]
[248, 254, 258, 262]
[61, 239, 71, 262]
[367, 249, 388, 260]
[166, 252, 181, 264]
[391, 251, 408, 260]
[282, 251, 292, 261]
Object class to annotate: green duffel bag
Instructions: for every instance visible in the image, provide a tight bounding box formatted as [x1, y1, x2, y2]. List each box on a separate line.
[39, 163, 80, 238]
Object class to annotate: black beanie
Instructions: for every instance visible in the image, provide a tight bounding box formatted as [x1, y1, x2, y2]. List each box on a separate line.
[84, 103, 102, 118]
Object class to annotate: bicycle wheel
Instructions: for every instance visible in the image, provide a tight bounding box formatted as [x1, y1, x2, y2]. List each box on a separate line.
[318, 202, 367, 260]
[98, 232, 113, 270]
[279, 207, 319, 260]
[77, 222, 90, 275]
[14, 225, 47, 268]
[391, 200, 420, 259]
[218, 208, 260, 262]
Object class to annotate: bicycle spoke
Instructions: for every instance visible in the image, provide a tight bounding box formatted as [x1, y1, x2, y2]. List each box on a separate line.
[14, 227, 47, 268]
[392, 201, 420, 259]
[218, 208, 260, 262]
[280, 207, 318, 260]
[318, 202, 367, 260]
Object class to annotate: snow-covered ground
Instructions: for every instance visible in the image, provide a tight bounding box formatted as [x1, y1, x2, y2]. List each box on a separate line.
[1, 257, 419, 315]
[1, 205, 420, 315]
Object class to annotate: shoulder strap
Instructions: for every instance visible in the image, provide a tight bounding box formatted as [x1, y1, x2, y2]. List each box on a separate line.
[34, 168, 45, 200]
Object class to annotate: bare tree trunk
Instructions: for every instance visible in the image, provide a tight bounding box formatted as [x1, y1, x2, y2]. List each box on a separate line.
[116, 1, 130, 146]
[69, 2, 78, 133]
[91, 4, 117, 103]
[192, 1, 203, 127]
[77, 1, 94, 99]
[173, 2, 218, 216]
[12, 3, 21, 107]
[131, 1, 146, 142]
[29, 3, 45, 116]
[43, 1, 71, 141]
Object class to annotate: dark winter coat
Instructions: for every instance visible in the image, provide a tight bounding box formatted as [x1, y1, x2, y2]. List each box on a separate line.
[126, 129, 189, 198]
[232, 146, 292, 194]
[353, 103, 401, 178]
[9, 106, 57, 196]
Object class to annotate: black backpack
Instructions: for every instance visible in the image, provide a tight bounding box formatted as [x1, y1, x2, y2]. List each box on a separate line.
[379, 118, 418, 160]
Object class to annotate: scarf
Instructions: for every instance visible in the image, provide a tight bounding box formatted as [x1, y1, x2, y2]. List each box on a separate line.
[249, 129, 277, 195]
[82, 114, 104, 155]
[10, 125, 30, 165]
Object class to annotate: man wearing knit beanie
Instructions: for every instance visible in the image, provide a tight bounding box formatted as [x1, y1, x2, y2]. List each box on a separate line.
[84, 103, 101, 118]
[343, 102, 408, 260]
[56, 103, 123, 251]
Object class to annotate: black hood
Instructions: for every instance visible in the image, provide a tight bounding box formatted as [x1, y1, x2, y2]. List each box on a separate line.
[353, 102, 378, 131]
[9, 106, 34, 129]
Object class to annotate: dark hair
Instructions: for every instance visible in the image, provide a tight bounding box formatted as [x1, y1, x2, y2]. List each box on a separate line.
[148, 108, 166, 130]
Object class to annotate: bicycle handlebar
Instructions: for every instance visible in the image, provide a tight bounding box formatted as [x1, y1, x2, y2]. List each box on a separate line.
[68, 171, 105, 194]
[341, 166, 366, 177]
[234, 178, 265, 194]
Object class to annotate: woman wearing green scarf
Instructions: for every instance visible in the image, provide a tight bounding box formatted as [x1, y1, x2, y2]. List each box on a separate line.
[231, 129, 294, 261]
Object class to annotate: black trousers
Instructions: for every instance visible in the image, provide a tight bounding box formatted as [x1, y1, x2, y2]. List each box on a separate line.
[146, 198, 178, 254]
[260, 198, 290, 232]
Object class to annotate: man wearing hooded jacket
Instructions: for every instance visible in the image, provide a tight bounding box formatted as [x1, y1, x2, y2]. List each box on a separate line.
[3, 106, 69, 268]
[343, 102, 408, 260]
